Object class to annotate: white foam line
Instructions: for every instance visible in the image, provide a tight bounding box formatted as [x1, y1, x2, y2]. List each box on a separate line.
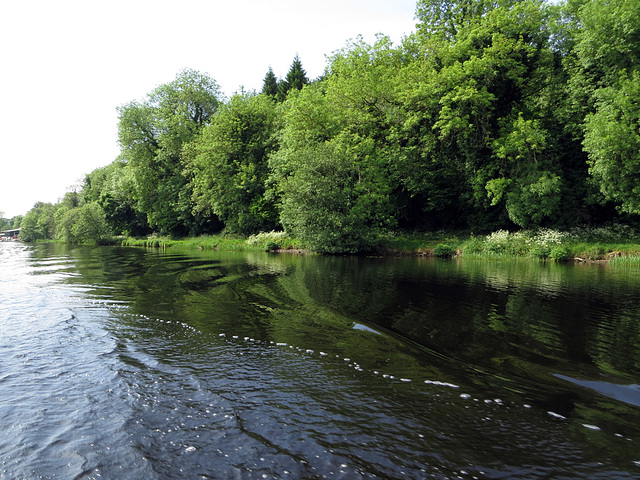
[424, 380, 460, 389]
[548, 411, 566, 420]
[582, 424, 601, 431]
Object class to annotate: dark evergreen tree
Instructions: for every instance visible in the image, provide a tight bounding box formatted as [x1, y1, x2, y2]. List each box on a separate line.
[261, 67, 279, 97]
[277, 54, 309, 101]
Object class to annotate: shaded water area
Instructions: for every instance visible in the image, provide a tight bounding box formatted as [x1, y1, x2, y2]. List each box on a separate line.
[1, 242, 640, 479]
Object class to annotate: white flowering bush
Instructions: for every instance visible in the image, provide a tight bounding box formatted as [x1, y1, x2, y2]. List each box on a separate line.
[484, 230, 529, 254]
[464, 224, 638, 261]
[246, 231, 291, 250]
[467, 228, 573, 258]
[519, 228, 566, 258]
[530, 228, 566, 246]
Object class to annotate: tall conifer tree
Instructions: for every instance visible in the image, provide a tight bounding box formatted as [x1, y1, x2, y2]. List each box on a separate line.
[261, 67, 279, 96]
[277, 54, 308, 101]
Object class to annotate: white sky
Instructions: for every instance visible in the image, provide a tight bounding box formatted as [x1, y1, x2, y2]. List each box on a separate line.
[0, 0, 417, 219]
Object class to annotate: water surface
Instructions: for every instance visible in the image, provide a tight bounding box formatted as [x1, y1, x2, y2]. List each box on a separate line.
[1, 242, 639, 479]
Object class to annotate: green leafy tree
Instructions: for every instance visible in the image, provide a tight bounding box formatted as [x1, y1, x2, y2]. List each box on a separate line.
[60, 191, 81, 210]
[416, 0, 524, 40]
[55, 206, 81, 243]
[83, 161, 151, 237]
[407, 0, 567, 229]
[0, 212, 9, 231]
[117, 69, 223, 235]
[572, 0, 640, 89]
[270, 39, 400, 252]
[72, 202, 112, 244]
[19, 202, 56, 241]
[275, 139, 394, 253]
[488, 114, 563, 227]
[187, 92, 279, 234]
[567, 0, 640, 216]
[584, 72, 640, 214]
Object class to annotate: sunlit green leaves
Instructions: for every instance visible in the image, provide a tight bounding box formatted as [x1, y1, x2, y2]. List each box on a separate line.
[117, 69, 223, 235]
[584, 71, 640, 214]
[186, 92, 279, 234]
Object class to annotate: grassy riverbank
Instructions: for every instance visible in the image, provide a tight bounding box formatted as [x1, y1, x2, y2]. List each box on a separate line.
[379, 227, 640, 263]
[119, 225, 640, 264]
[121, 231, 302, 252]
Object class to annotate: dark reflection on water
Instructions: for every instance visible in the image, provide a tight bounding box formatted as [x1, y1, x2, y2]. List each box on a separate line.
[1, 242, 640, 479]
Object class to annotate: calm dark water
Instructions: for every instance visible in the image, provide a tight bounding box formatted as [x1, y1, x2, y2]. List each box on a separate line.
[1, 242, 640, 479]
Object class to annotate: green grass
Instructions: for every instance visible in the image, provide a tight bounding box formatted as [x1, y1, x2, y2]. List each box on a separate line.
[609, 255, 640, 267]
[121, 232, 304, 252]
[119, 226, 640, 262]
[121, 234, 261, 251]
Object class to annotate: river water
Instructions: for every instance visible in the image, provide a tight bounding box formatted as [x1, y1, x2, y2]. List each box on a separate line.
[1, 242, 640, 479]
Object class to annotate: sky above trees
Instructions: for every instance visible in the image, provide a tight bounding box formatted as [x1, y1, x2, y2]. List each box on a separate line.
[0, 0, 416, 218]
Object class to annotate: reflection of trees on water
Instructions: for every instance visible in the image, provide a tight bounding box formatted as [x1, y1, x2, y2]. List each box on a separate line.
[42, 243, 640, 446]
[55, 242, 640, 381]
[288, 256, 640, 380]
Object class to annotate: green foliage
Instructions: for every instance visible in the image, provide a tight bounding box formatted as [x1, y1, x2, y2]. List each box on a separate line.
[584, 71, 640, 214]
[505, 171, 562, 227]
[549, 245, 570, 262]
[54, 206, 81, 243]
[246, 231, 297, 251]
[610, 256, 640, 267]
[19, 202, 56, 242]
[52, 202, 112, 244]
[186, 93, 279, 235]
[572, 0, 640, 86]
[416, 0, 525, 40]
[270, 39, 401, 254]
[0, 214, 21, 231]
[461, 229, 562, 257]
[83, 161, 151, 236]
[433, 243, 456, 257]
[400, 0, 571, 229]
[72, 202, 112, 244]
[122, 234, 253, 251]
[274, 140, 393, 254]
[117, 69, 222, 235]
[484, 230, 530, 255]
[277, 55, 309, 101]
[261, 67, 279, 97]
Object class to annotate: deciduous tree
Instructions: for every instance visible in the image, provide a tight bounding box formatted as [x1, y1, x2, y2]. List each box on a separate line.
[187, 93, 279, 234]
[117, 69, 223, 235]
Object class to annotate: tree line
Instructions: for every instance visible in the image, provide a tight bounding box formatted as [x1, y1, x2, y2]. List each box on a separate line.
[15, 0, 640, 252]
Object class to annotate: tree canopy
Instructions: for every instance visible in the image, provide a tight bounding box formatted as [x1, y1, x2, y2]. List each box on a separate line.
[117, 68, 223, 235]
